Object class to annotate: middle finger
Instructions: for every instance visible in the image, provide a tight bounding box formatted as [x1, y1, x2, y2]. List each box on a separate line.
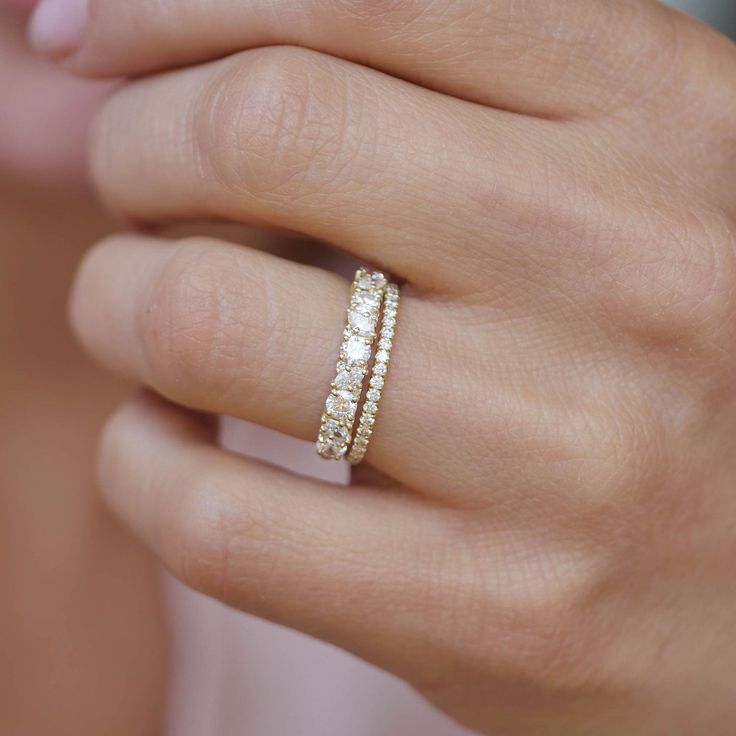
[90, 45, 566, 291]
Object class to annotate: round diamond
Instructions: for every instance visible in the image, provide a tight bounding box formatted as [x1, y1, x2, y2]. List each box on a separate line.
[364, 402, 378, 415]
[335, 368, 362, 391]
[343, 336, 371, 364]
[318, 439, 347, 459]
[378, 338, 392, 351]
[376, 349, 390, 364]
[357, 273, 373, 290]
[370, 376, 384, 389]
[354, 291, 380, 310]
[323, 419, 348, 442]
[349, 310, 375, 335]
[366, 389, 380, 402]
[326, 390, 355, 418]
[374, 362, 387, 376]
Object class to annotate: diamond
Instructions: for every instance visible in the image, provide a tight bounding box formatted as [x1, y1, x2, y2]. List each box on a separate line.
[366, 389, 380, 402]
[326, 390, 355, 418]
[378, 338, 392, 351]
[349, 310, 375, 335]
[317, 439, 347, 459]
[370, 376, 384, 389]
[322, 419, 348, 442]
[364, 401, 378, 415]
[357, 273, 373, 290]
[335, 368, 362, 391]
[374, 362, 387, 376]
[354, 291, 380, 310]
[343, 336, 371, 364]
[375, 349, 390, 364]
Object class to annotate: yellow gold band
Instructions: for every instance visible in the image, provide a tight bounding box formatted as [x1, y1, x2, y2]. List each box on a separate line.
[316, 268, 387, 460]
[348, 281, 400, 465]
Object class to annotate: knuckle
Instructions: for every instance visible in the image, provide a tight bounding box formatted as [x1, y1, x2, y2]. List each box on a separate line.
[192, 47, 351, 198]
[595, 208, 736, 350]
[439, 518, 611, 694]
[159, 472, 277, 602]
[139, 240, 268, 402]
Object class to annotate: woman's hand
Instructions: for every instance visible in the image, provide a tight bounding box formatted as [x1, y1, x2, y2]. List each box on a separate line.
[33, 1, 736, 733]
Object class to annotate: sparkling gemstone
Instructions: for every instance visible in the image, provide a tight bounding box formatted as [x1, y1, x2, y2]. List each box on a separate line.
[383, 316, 396, 328]
[376, 349, 390, 364]
[363, 416, 375, 427]
[370, 376, 384, 389]
[323, 419, 348, 442]
[349, 310, 375, 335]
[364, 401, 378, 415]
[374, 362, 387, 376]
[354, 291, 380, 310]
[366, 389, 380, 402]
[318, 439, 347, 459]
[335, 368, 362, 391]
[357, 273, 373, 290]
[378, 338, 392, 351]
[343, 336, 371, 364]
[326, 390, 355, 418]
[372, 273, 387, 288]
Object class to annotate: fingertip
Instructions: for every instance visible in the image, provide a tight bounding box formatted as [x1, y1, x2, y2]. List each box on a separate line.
[28, 0, 87, 60]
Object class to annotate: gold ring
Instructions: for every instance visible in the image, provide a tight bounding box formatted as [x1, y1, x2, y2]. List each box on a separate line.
[348, 281, 399, 465]
[316, 268, 387, 460]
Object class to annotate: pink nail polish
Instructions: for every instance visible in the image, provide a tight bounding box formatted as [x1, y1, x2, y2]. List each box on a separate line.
[29, 0, 87, 59]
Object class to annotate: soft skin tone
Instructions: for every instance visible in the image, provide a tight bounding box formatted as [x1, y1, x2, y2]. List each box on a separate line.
[0, 7, 166, 734]
[33, 1, 736, 733]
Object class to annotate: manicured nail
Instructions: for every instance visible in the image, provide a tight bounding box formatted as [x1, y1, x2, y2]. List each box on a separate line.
[29, 0, 87, 59]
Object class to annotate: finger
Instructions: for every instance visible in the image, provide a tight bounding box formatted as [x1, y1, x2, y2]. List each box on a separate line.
[71, 234, 350, 441]
[36, 0, 703, 119]
[72, 233, 455, 491]
[100, 392, 451, 682]
[87, 44, 565, 289]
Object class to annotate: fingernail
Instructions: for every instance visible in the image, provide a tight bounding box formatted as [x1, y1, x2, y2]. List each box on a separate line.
[29, 0, 87, 59]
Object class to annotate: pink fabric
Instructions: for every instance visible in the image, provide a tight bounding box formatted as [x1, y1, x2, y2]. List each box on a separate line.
[164, 419, 473, 735]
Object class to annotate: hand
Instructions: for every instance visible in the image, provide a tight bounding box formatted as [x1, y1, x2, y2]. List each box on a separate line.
[35, 1, 736, 733]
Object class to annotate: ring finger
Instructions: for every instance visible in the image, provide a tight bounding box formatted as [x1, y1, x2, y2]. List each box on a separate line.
[72, 233, 462, 493]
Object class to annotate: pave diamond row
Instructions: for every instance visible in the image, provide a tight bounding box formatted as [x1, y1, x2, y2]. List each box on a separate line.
[316, 268, 387, 460]
[347, 282, 400, 465]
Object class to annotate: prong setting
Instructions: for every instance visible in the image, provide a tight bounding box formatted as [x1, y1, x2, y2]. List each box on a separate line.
[317, 268, 387, 461]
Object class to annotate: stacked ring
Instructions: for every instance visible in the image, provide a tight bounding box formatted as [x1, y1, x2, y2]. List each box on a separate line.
[316, 268, 387, 460]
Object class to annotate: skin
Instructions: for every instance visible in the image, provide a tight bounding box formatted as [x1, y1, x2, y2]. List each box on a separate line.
[0, 7, 167, 734]
[36, 0, 736, 733]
